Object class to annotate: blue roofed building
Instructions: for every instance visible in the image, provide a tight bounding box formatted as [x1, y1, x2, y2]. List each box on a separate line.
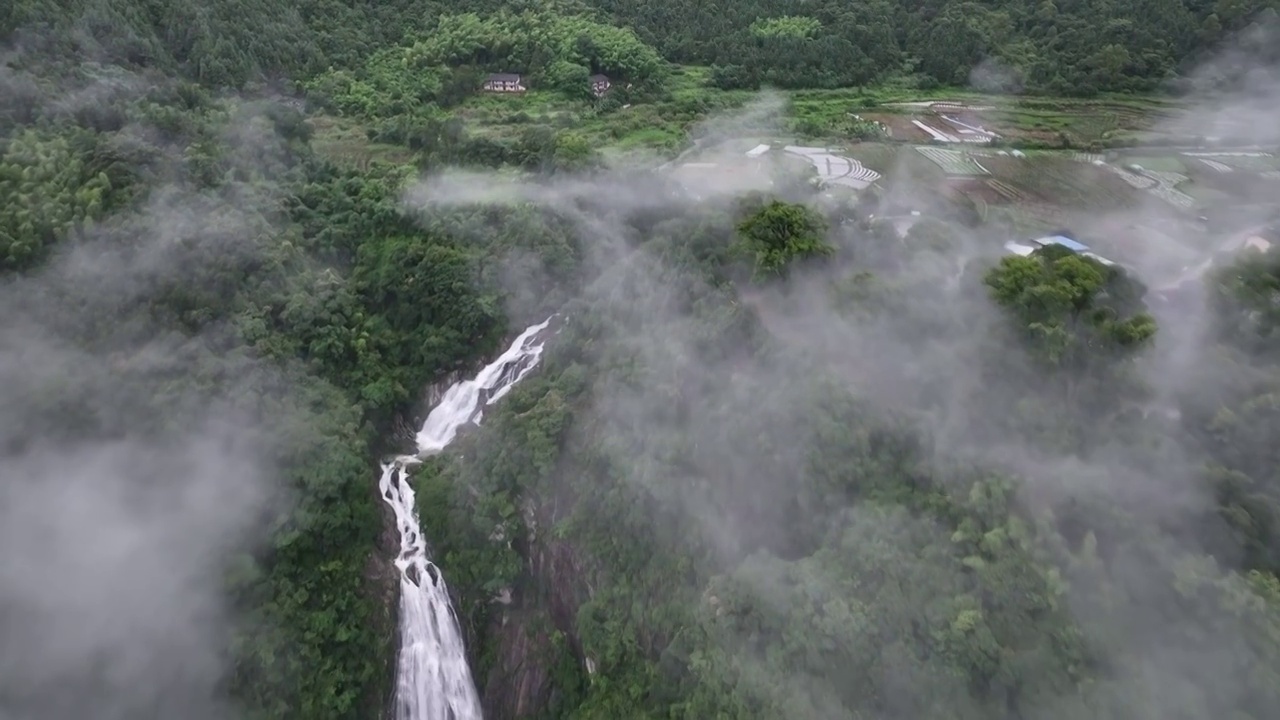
[1004, 231, 1122, 267]
[1034, 234, 1090, 252]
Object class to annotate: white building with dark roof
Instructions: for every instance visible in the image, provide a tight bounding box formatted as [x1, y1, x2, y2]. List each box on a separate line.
[483, 73, 526, 92]
[589, 74, 611, 97]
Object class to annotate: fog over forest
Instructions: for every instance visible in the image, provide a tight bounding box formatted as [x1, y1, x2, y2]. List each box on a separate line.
[3, 3, 1280, 720]
[403, 51, 1280, 714]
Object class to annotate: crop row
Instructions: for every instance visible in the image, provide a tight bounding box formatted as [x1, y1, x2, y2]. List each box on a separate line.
[1148, 185, 1195, 208]
[986, 179, 1030, 202]
[988, 157, 1141, 211]
[1104, 165, 1156, 189]
[1196, 158, 1234, 173]
[846, 159, 881, 182]
[915, 147, 988, 175]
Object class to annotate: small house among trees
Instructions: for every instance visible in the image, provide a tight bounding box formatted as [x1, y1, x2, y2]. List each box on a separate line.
[589, 74, 611, 97]
[483, 73, 526, 93]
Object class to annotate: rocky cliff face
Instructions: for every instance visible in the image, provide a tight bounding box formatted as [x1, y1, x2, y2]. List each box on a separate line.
[481, 496, 592, 718]
[480, 611, 559, 718]
[420, 370, 469, 411]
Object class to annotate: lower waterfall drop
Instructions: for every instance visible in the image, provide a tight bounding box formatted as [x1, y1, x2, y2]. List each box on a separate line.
[379, 316, 556, 720]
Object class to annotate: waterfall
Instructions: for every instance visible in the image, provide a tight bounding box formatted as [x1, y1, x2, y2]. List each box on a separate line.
[379, 316, 557, 720]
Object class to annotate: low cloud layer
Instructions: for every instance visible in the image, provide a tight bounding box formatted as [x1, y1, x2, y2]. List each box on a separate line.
[404, 32, 1280, 715]
[0, 72, 296, 718]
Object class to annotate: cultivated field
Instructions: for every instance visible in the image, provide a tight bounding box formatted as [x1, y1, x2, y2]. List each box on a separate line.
[915, 147, 989, 175]
[866, 96, 1169, 147]
[860, 113, 932, 142]
[990, 98, 1171, 144]
[1181, 151, 1280, 172]
[783, 146, 881, 189]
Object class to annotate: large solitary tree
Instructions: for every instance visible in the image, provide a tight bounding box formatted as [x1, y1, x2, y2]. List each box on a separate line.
[985, 245, 1155, 372]
[982, 244, 1157, 449]
[734, 199, 833, 279]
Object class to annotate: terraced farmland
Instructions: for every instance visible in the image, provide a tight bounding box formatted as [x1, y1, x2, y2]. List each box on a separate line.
[1196, 158, 1234, 173]
[1121, 156, 1188, 173]
[1144, 170, 1189, 186]
[986, 179, 1031, 203]
[1141, 170, 1196, 209]
[1105, 165, 1157, 189]
[1148, 185, 1196, 209]
[1183, 152, 1278, 171]
[983, 155, 1139, 210]
[915, 147, 988, 175]
[985, 98, 1167, 143]
[783, 146, 881, 188]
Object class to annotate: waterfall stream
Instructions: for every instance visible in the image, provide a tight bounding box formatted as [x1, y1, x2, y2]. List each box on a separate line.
[379, 316, 556, 720]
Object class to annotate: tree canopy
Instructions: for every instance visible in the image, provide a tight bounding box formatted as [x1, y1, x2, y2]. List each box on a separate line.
[6, 3, 1280, 720]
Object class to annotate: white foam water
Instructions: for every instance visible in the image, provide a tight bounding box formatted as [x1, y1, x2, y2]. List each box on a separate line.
[379, 316, 556, 720]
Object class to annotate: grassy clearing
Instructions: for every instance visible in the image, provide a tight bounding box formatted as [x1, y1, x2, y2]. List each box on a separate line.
[790, 95, 865, 135]
[610, 126, 685, 149]
[982, 96, 1169, 145]
[573, 105, 695, 154]
[307, 115, 414, 169]
[450, 90, 589, 142]
[987, 108, 1113, 144]
[792, 85, 993, 109]
[667, 65, 754, 104]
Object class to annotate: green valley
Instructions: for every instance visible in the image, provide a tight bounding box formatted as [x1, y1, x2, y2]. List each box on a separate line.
[4, 1, 1280, 720]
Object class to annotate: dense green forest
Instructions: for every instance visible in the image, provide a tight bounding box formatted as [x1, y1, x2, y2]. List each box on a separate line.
[590, 0, 1280, 94]
[6, 0, 1280, 95]
[409, 177, 1280, 719]
[5, 1, 1280, 720]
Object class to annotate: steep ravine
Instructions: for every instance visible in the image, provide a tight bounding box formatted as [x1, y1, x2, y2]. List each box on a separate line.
[373, 319, 574, 720]
[367, 375, 475, 720]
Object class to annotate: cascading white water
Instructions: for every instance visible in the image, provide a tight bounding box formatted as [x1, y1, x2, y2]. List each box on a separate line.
[379, 316, 556, 720]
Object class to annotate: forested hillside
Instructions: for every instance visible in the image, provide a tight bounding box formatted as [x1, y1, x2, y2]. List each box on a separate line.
[587, 0, 1280, 94]
[404, 172, 1280, 719]
[0, 31, 569, 717]
[3, 0, 429, 86]
[6, 1, 1280, 720]
[6, 0, 1280, 94]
